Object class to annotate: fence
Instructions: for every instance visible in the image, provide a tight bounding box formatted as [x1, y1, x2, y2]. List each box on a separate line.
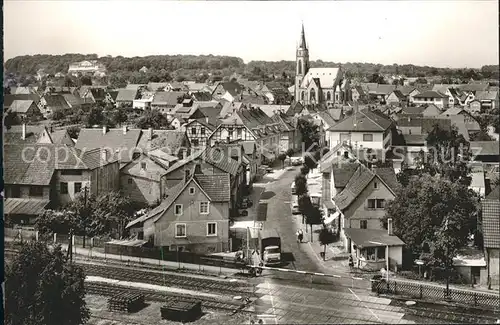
[372, 279, 500, 310]
[5, 228, 112, 249]
[104, 242, 247, 269]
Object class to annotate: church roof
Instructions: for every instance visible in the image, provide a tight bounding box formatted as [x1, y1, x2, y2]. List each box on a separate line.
[300, 68, 341, 89]
[299, 23, 307, 49]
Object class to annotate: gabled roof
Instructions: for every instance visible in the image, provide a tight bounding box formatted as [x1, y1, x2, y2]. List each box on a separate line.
[116, 89, 138, 102]
[61, 93, 83, 107]
[486, 186, 499, 200]
[148, 82, 169, 91]
[4, 125, 45, 143]
[9, 100, 36, 113]
[136, 129, 189, 153]
[214, 82, 243, 97]
[344, 228, 405, 247]
[300, 68, 340, 89]
[397, 86, 416, 96]
[402, 134, 427, 145]
[194, 174, 231, 202]
[202, 146, 241, 176]
[469, 141, 500, 156]
[396, 116, 452, 133]
[126, 84, 146, 91]
[442, 107, 465, 116]
[75, 128, 142, 162]
[3, 94, 41, 108]
[328, 108, 392, 132]
[286, 102, 305, 116]
[327, 108, 343, 121]
[44, 94, 70, 110]
[331, 162, 360, 188]
[186, 83, 209, 92]
[165, 150, 205, 175]
[191, 91, 212, 101]
[460, 84, 489, 92]
[317, 111, 338, 128]
[413, 90, 448, 99]
[374, 167, 399, 194]
[475, 90, 498, 101]
[401, 106, 426, 115]
[481, 199, 500, 248]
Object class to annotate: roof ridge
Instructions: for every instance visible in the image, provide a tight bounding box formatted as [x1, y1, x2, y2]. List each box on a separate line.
[360, 109, 384, 130]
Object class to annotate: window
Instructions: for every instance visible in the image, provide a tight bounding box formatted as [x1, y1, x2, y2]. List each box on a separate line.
[61, 170, 83, 175]
[310, 89, 316, 101]
[326, 92, 331, 101]
[11, 185, 21, 198]
[340, 133, 350, 143]
[30, 186, 43, 197]
[365, 247, 376, 260]
[363, 134, 373, 142]
[237, 128, 242, 137]
[191, 127, 197, 135]
[128, 178, 133, 184]
[175, 223, 186, 237]
[200, 202, 209, 214]
[200, 127, 205, 135]
[141, 162, 147, 169]
[376, 199, 385, 209]
[377, 247, 386, 260]
[360, 220, 368, 229]
[174, 204, 183, 216]
[337, 151, 341, 156]
[192, 139, 199, 146]
[367, 199, 376, 209]
[189, 187, 195, 195]
[344, 151, 349, 159]
[298, 60, 302, 74]
[74, 182, 82, 193]
[60, 182, 68, 194]
[408, 129, 412, 135]
[301, 91, 305, 100]
[374, 182, 378, 189]
[207, 222, 217, 236]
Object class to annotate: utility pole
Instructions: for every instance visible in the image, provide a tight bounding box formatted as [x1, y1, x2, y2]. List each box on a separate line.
[83, 185, 88, 248]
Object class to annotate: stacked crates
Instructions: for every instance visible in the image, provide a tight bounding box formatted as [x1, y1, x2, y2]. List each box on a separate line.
[160, 301, 202, 322]
[108, 292, 145, 313]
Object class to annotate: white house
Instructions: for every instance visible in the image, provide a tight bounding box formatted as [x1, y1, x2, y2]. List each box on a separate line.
[412, 91, 449, 109]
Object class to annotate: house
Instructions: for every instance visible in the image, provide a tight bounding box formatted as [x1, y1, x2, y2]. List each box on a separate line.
[272, 112, 301, 153]
[433, 114, 481, 141]
[467, 100, 482, 114]
[351, 86, 366, 102]
[211, 82, 244, 102]
[185, 83, 211, 94]
[4, 143, 120, 224]
[386, 90, 406, 106]
[61, 93, 86, 110]
[125, 168, 231, 253]
[332, 163, 404, 271]
[313, 110, 341, 147]
[208, 107, 282, 164]
[412, 91, 449, 109]
[115, 89, 139, 108]
[4, 124, 74, 146]
[148, 82, 169, 92]
[40, 94, 71, 117]
[162, 146, 246, 214]
[139, 66, 149, 73]
[220, 101, 245, 119]
[184, 118, 221, 147]
[191, 91, 213, 102]
[469, 163, 486, 197]
[80, 87, 107, 105]
[165, 82, 186, 92]
[475, 90, 499, 110]
[3, 94, 42, 112]
[285, 101, 308, 117]
[480, 199, 500, 286]
[421, 103, 443, 116]
[327, 108, 393, 151]
[133, 99, 152, 110]
[151, 91, 186, 114]
[8, 100, 42, 119]
[470, 141, 500, 165]
[441, 107, 478, 124]
[120, 153, 172, 207]
[135, 129, 190, 158]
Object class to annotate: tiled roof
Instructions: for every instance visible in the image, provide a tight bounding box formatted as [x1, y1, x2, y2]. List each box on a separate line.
[403, 134, 427, 145]
[413, 90, 448, 99]
[469, 141, 500, 156]
[3, 94, 41, 108]
[4, 198, 50, 215]
[374, 167, 399, 193]
[136, 129, 189, 153]
[396, 116, 451, 133]
[475, 90, 498, 101]
[202, 146, 241, 176]
[390, 90, 406, 100]
[215, 82, 243, 97]
[241, 141, 256, 155]
[62, 93, 83, 107]
[300, 68, 340, 88]
[332, 162, 360, 188]
[328, 108, 392, 132]
[327, 108, 343, 121]
[460, 84, 489, 92]
[75, 128, 142, 162]
[334, 164, 375, 210]
[165, 150, 205, 174]
[116, 89, 138, 102]
[44, 94, 71, 110]
[286, 102, 305, 116]
[481, 200, 500, 248]
[401, 106, 426, 115]
[4, 125, 45, 143]
[126, 84, 146, 91]
[397, 86, 416, 96]
[442, 107, 465, 116]
[344, 228, 405, 247]
[194, 174, 231, 202]
[9, 100, 36, 113]
[148, 82, 169, 91]
[317, 111, 338, 128]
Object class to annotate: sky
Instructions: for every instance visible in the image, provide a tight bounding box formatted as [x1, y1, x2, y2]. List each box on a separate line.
[3, 1, 499, 69]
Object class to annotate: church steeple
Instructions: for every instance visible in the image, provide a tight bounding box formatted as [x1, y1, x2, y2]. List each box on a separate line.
[299, 23, 307, 49]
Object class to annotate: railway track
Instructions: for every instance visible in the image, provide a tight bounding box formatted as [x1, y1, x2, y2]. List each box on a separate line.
[81, 262, 256, 295]
[85, 281, 253, 314]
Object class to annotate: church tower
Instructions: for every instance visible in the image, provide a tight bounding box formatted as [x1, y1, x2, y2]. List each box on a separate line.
[295, 23, 309, 102]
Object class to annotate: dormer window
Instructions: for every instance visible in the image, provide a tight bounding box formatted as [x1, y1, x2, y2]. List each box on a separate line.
[189, 187, 195, 195]
[141, 162, 146, 169]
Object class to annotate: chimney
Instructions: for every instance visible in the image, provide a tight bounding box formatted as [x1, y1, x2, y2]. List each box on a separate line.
[21, 123, 26, 140]
[148, 127, 153, 140]
[205, 117, 209, 124]
[387, 218, 393, 236]
[101, 149, 108, 162]
[102, 125, 107, 135]
[184, 169, 191, 183]
[194, 163, 202, 175]
[123, 125, 128, 135]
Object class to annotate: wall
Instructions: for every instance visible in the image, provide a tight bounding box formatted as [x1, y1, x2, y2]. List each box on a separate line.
[343, 176, 395, 230]
[55, 170, 91, 205]
[389, 246, 403, 267]
[329, 131, 385, 150]
[5, 185, 51, 200]
[398, 126, 422, 135]
[488, 248, 499, 285]
[165, 161, 224, 188]
[149, 178, 230, 253]
[90, 162, 120, 197]
[186, 120, 211, 147]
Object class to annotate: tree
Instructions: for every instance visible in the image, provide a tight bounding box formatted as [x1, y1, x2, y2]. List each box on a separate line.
[300, 165, 310, 176]
[470, 129, 494, 141]
[135, 109, 169, 129]
[286, 148, 294, 158]
[415, 77, 428, 84]
[305, 206, 323, 243]
[278, 153, 287, 169]
[51, 109, 66, 121]
[385, 174, 479, 268]
[110, 109, 128, 127]
[304, 154, 318, 170]
[298, 194, 312, 227]
[93, 191, 134, 238]
[85, 106, 105, 127]
[419, 124, 472, 186]
[4, 111, 21, 129]
[294, 174, 308, 197]
[297, 119, 320, 151]
[5, 242, 89, 325]
[66, 126, 81, 139]
[319, 227, 336, 261]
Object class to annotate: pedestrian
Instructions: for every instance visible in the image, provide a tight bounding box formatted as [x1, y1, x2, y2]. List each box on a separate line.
[348, 255, 354, 271]
[298, 229, 304, 243]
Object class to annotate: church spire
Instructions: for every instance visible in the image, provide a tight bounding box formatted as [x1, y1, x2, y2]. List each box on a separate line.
[299, 22, 307, 49]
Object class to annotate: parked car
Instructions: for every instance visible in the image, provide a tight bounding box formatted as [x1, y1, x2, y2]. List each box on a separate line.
[241, 198, 253, 209]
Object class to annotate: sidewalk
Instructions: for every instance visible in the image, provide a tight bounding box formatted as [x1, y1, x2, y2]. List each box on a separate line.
[289, 218, 500, 295]
[6, 238, 241, 277]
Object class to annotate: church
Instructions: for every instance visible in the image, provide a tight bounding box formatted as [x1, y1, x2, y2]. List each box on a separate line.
[294, 24, 350, 107]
